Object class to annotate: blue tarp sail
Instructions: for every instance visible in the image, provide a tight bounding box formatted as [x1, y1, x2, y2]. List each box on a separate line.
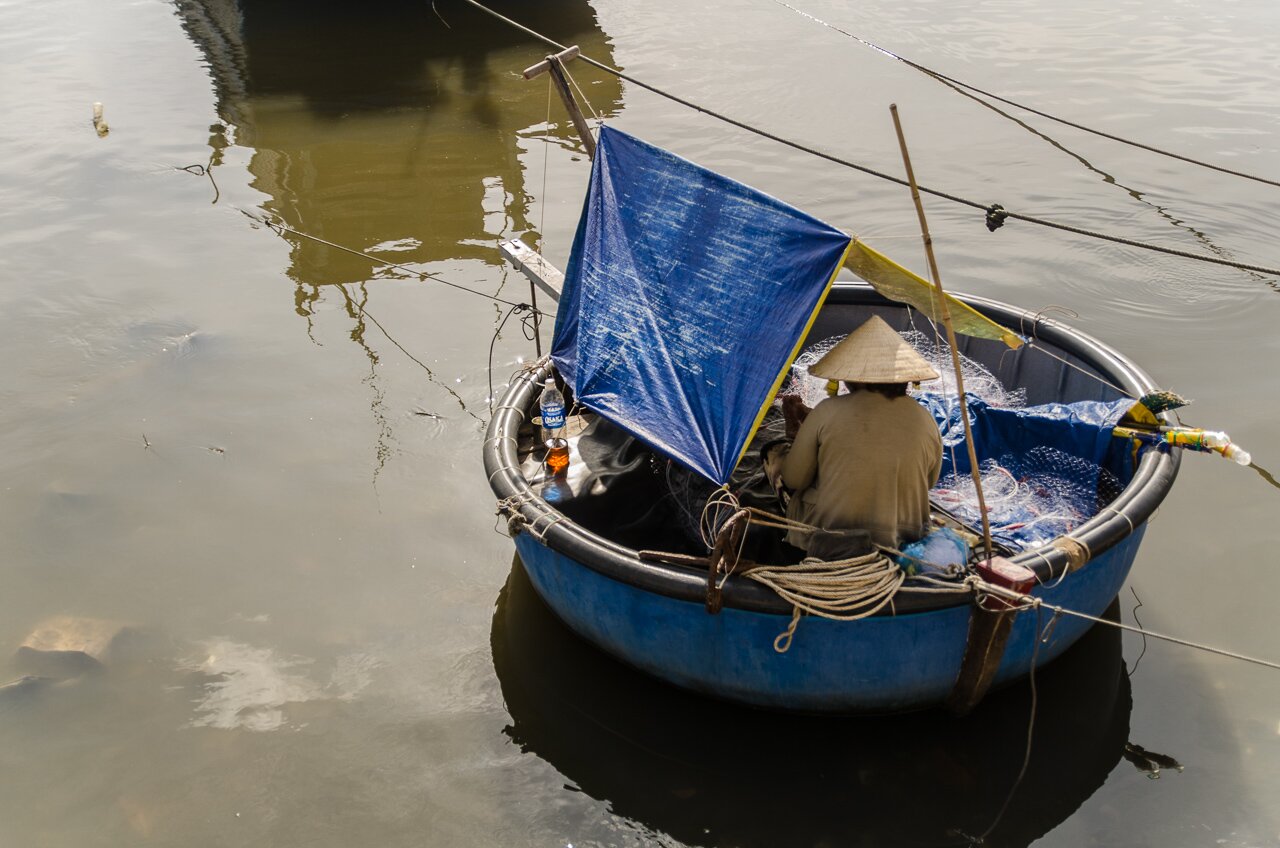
[551, 127, 852, 485]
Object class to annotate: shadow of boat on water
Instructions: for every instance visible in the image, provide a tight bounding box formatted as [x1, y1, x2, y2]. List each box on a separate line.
[492, 556, 1131, 848]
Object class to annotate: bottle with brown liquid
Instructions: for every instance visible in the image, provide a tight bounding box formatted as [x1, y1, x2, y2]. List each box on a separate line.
[544, 437, 570, 476]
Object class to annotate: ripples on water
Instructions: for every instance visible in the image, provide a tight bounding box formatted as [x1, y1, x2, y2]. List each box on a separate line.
[1, 0, 1278, 845]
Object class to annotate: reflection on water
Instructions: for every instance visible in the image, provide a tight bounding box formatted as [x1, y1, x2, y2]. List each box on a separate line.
[174, 0, 620, 477]
[492, 558, 1132, 848]
[178, 639, 383, 731]
[1248, 461, 1280, 492]
[181, 639, 322, 731]
[175, 0, 621, 285]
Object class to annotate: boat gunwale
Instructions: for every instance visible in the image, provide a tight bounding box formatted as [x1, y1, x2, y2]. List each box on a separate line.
[484, 282, 1180, 616]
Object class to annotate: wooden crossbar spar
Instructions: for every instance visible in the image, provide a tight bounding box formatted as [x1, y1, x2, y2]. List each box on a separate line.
[500, 239, 564, 302]
[521, 45, 580, 79]
[521, 45, 596, 159]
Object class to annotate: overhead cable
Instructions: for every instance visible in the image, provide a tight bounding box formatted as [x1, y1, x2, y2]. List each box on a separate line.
[237, 208, 543, 311]
[769, 0, 1280, 190]
[454, 0, 1280, 278]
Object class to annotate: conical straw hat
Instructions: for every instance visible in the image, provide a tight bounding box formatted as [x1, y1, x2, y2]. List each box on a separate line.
[807, 315, 940, 383]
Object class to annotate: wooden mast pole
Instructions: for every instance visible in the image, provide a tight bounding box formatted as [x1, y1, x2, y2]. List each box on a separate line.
[889, 103, 994, 560]
[519, 45, 596, 357]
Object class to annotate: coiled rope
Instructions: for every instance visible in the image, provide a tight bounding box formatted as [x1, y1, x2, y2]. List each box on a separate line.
[701, 494, 907, 651]
[455, 0, 1280, 278]
[744, 554, 905, 652]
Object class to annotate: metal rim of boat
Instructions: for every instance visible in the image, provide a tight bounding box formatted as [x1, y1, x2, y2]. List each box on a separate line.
[484, 282, 1181, 617]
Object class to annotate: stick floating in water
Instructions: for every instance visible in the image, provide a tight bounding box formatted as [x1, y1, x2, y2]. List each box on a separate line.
[92, 102, 109, 137]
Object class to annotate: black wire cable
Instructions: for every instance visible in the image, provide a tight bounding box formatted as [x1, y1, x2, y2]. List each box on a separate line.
[454, 0, 1280, 278]
[769, 0, 1280, 190]
[487, 302, 537, 414]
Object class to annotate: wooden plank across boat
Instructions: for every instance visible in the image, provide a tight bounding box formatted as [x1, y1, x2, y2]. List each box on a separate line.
[484, 282, 1179, 713]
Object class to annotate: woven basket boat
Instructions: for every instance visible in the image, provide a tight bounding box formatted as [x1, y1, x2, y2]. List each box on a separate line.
[485, 283, 1178, 714]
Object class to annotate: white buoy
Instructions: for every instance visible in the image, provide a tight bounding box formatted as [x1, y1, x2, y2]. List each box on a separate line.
[92, 101, 109, 137]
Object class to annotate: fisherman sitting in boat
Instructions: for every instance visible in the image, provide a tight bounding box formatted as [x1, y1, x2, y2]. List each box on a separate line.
[765, 316, 943, 555]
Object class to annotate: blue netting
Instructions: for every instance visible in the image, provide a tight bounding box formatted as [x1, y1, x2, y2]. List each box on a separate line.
[920, 395, 1136, 549]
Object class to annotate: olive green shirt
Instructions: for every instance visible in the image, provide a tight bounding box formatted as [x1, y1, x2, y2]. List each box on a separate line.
[780, 391, 943, 550]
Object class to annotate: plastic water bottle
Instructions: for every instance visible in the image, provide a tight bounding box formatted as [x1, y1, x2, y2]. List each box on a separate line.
[539, 377, 569, 476]
[1201, 430, 1252, 466]
[539, 377, 566, 434]
[1221, 443, 1252, 466]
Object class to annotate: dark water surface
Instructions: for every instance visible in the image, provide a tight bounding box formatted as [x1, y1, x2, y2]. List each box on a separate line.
[1, 0, 1278, 845]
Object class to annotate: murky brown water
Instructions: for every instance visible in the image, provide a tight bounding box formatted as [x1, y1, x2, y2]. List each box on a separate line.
[1, 0, 1278, 844]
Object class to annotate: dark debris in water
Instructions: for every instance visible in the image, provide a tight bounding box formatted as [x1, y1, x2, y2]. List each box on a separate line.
[1123, 742, 1184, 779]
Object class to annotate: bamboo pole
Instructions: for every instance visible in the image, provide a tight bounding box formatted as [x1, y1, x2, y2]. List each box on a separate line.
[889, 103, 994, 559]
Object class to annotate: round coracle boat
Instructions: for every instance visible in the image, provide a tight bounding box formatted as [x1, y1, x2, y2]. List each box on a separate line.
[484, 283, 1179, 713]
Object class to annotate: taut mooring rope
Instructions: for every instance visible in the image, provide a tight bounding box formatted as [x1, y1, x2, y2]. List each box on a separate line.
[767, 0, 1280, 190]
[454, 0, 1280, 278]
[974, 579, 1280, 672]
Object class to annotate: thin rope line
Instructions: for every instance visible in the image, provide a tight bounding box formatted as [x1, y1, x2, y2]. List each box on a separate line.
[1127, 585, 1150, 677]
[1025, 340, 1135, 399]
[239, 208, 543, 312]
[338, 287, 484, 422]
[767, 0, 1280, 190]
[978, 606, 1052, 841]
[565, 61, 603, 124]
[972, 583, 1280, 671]
[540, 73, 552, 247]
[454, 0, 1280, 278]
[487, 302, 535, 415]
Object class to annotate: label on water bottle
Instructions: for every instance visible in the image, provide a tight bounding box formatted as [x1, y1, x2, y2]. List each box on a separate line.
[541, 402, 565, 430]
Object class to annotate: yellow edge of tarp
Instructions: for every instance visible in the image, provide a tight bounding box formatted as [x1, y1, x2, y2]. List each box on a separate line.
[843, 240, 1023, 350]
[1124, 400, 1160, 427]
[733, 238, 855, 475]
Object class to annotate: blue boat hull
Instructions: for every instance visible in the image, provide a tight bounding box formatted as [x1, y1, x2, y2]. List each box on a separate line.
[514, 526, 1146, 713]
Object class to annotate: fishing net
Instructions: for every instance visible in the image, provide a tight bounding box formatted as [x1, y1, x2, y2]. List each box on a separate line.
[900, 327, 1027, 409]
[782, 328, 1026, 414]
[932, 448, 1123, 550]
